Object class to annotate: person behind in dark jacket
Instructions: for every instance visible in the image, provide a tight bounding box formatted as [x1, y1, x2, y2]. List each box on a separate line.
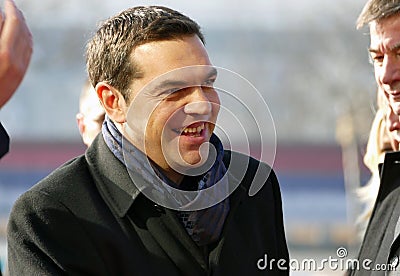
[7, 6, 289, 275]
[353, 99, 400, 275]
[356, 88, 392, 241]
[353, 0, 400, 274]
[0, 0, 32, 159]
[0, 1, 32, 275]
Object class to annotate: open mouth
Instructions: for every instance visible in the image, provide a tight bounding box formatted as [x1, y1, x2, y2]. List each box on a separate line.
[179, 122, 206, 137]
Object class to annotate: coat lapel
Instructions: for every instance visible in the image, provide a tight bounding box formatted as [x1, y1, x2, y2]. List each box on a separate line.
[128, 194, 207, 276]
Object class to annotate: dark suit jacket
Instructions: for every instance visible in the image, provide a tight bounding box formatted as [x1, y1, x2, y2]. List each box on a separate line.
[0, 123, 9, 275]
[7, 135, 289, 275]
[0, 123, 10, 158]
[353, 151, 400, 275]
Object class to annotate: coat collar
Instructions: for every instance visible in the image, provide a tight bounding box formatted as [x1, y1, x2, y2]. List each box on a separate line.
[85, 135, 139, 217]
[84, 135, 250, 218]
[377, 151, 400, 204]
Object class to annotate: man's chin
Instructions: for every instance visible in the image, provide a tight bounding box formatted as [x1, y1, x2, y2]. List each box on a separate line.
[178, 153, 205, 168]
[165, 151, 212, 176]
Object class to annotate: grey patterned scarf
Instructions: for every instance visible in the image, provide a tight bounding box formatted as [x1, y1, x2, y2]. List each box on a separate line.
[102, 116, 229, 246]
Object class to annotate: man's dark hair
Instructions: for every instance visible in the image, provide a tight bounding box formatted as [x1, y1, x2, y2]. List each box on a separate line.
[86, 6, 205, 100]
[357, 0, 400, 29]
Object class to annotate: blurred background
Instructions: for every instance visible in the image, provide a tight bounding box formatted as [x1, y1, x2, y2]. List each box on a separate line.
[0, 0, 377, 274]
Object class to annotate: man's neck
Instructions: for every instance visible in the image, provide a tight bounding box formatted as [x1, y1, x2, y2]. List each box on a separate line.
[117, 120, 185, 185]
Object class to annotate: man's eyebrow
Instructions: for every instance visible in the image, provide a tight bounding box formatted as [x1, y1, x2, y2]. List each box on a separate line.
[390, 43, 400, 52]
[368, 47, 380, 54]
[368, 43, 400, 53]
[152, 67, 218, 94]
[154, 80, 187, 90]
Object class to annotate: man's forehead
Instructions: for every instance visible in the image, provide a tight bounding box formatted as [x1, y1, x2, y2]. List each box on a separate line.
[131, 36, 210, 72]
[369, 18, 400, 51]
[369, 15, 400, 37]
[369, 20, 385, 43]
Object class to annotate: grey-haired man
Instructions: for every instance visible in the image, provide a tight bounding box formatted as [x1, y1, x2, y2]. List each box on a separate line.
[354, 0, 400, 274]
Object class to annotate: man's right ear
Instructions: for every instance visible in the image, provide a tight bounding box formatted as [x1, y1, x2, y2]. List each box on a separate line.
[95, 82, 127, 123]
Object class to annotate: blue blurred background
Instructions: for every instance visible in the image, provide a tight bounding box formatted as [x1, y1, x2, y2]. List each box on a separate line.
[0, 0, 377, 274]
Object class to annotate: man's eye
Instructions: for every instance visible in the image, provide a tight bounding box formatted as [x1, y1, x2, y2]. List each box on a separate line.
[163, 88, 181, 94]
[202, 78, 216, 87]
[371, 54, 384, 64]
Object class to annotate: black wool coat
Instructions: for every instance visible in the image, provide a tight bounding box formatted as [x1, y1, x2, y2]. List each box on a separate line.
[7, 135, 289, 275]
[353, 151, 400, 275]
[0, 122, 10, 159]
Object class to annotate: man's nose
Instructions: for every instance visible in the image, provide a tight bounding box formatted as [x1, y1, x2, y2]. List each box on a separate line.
[184, 87, 212, 115]
[381, 55, 400, 86]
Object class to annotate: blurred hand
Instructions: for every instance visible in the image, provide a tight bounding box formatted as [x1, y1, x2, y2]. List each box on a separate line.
[0, 0, 32, 108]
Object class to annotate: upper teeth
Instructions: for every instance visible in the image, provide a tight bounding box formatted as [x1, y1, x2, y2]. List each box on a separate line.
[183, 124, 205, 134]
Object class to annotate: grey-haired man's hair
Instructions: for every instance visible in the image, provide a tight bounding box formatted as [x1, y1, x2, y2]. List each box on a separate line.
[357, 0, 400, 29]
[86, 6, 205, 100]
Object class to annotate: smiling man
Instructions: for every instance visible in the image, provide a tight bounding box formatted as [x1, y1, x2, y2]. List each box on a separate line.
[354, 1, 400, 274]
[358, 0, 400, 116]
[7, 6, 288, 275]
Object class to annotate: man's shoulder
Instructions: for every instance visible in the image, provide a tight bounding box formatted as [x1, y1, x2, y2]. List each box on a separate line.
[39, 154, 88, 185]
[9, 153, 103, 223]
[223, 150, 278, 196]
[223, 150, 272, 170]
[21, 155, 91, 203]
